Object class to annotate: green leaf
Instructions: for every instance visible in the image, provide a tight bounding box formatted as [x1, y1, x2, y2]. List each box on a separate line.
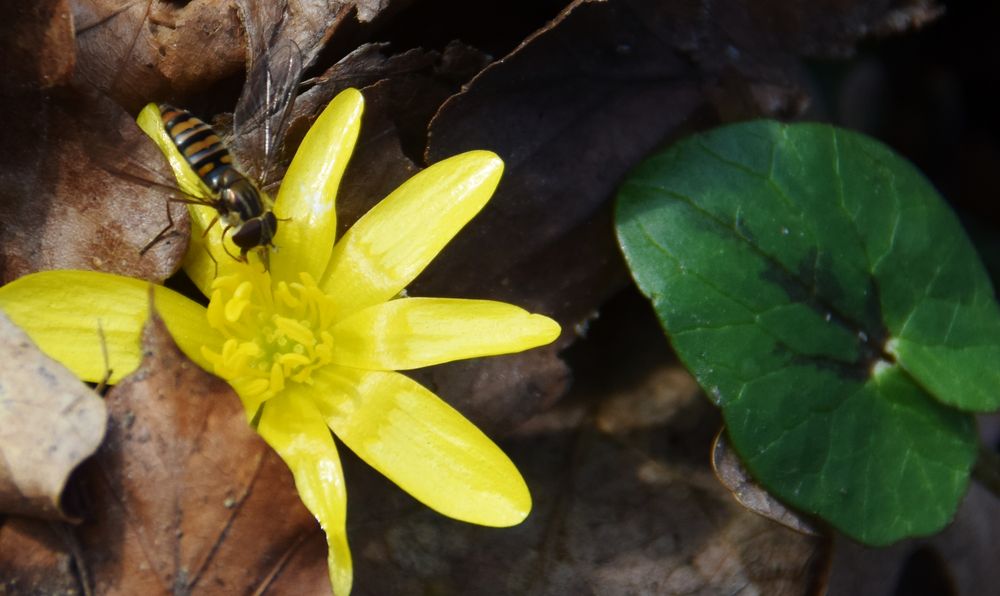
[615, 120, 999, 545]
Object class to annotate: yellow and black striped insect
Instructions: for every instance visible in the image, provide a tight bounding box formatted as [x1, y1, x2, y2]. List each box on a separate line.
[157, 104, 278, 262]
[131, 36, 302, 269]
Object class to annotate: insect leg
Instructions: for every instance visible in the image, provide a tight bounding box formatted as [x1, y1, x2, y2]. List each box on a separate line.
[203, 243, 220, 279]
[201, 214, 220, 238]
[140, 198, 179, 255]
[219, 224, 243, 263]
[140, 195, 216, 255]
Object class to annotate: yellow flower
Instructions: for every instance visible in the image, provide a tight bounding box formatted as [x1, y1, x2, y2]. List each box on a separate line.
[0, 89, 560, 595]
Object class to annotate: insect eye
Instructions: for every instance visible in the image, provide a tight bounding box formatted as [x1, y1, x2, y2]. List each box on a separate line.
[231, 218, 262, 249]
[262, 212, 278, 240]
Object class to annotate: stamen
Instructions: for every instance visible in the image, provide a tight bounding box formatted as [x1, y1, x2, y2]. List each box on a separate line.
[244, 378, 270, 396]
[269, 362, 285, 393]
[276, 281, 301, 309]
[278, 353, 311, 368]
[204, 264, 338, 406]
[274, 315, 316, 347]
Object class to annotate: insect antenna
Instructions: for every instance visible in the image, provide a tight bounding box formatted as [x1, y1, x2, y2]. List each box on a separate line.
[100, 159, 218, 256]
[139, 199, 178, 256]
[139, 193, 221, 255]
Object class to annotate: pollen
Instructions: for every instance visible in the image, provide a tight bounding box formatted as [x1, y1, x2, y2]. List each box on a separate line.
[202, 264, 337, 406]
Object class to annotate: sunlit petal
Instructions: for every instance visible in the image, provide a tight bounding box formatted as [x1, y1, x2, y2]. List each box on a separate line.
[320, 151, 503, 317]
[330, 297, 561, 370]
[0, 270, 217, 383]
[182, 212, 246, 295]
[271, 89, 364, 283]
[257, 388, 352, 596]
[314, 367, 531, 527]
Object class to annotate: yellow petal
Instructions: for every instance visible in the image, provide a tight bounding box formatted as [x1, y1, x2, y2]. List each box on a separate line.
[0, 270, 217, 383]
[314, 367, 531, 527]
[320, 151, 503, 317]
[182, 212, 245, 296]
[257, 389, 352, 596]
[271, 88, 364, 284]
[330, 297, 560, 370]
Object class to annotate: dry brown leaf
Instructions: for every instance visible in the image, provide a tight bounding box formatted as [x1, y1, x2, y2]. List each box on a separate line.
[414, 0, 707, 431]
[0, 87, 187, 283]
[716, 0, 944, 58]
[0, 311, 106, 521]
[240, 0, 350, 73]
[66, 307, 318, 594]
[0, 0, 76, 92]
[73, 0, 403, 112]
[0, 517, 82, 594]
[421, 0, 808, 330]
[296, 42, 491, 165]
[0, 1, 188, 283]
[73, 0, 242, 112]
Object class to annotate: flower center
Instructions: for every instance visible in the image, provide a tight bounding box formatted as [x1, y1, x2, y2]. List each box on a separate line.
[202, 264, 336, 412]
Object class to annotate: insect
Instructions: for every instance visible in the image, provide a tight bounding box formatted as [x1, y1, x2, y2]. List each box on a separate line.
[136, 34, 303, 269]
[156, 103, 279, 263]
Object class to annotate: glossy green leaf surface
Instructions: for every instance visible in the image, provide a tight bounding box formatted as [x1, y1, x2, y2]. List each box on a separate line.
[615, 121, 1000, 545]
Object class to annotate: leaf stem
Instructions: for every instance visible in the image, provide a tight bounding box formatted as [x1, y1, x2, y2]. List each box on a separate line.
[972, 441, 1000, 499]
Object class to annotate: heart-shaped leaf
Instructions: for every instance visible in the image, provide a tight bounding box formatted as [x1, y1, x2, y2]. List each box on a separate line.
[615, 121, 1000, 545]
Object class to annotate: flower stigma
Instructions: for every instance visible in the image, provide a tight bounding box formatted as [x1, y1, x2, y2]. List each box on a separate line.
[202, 262, 337, 412]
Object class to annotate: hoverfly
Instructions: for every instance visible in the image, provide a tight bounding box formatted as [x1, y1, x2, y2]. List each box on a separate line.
[153, 103, 279, 263]
[137, 34, 303, 269]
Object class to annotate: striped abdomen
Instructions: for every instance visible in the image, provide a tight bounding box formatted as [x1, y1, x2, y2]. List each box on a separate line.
[157, 103, 276, 259]
[159, 104, 236, 192]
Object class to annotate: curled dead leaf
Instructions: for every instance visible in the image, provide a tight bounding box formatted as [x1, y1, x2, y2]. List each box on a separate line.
[0, 311, 106, 521]
[712, 431, 823, 537]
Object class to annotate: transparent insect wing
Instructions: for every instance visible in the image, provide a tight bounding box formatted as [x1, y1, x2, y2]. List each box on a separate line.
[233, 0, 287, 62]
[94, 127, 214, 208]
[232, 38, 304, 189]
